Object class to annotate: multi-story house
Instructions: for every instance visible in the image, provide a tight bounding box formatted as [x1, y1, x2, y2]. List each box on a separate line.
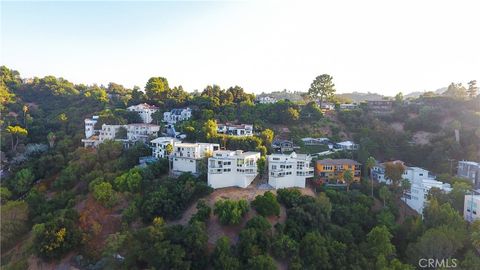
[367, 100, 393, 113]
[268, 152, 314, 189]
[208, 150, 260, 189]
[163, 108, 192, 124]
[316, 159, 362, 184]
[404, 179, 452, 215]
[127, 103, 159, 124]
[125, 124, 160, 142]
[457, 160, 480, 188]
[301, 137, 330, 145]
[464, 194, 480, 222]
[171, 142, 220, 174]
[83, 123, 160, 147]
[82, 116, 100, 147]
[150, 137, 180, 159]
[373, 161, 434, 185]
[217, 123, 253, 136]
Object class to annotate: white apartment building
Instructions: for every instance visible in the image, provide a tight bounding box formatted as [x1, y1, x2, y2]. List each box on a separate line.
[373, 162, 432, 185]
[150, 137, 180, 159]
[464, 195, 480, 222]
[171, 142, 220, 174]
[127, 103, 159, 124]
[99, 124, 124, 142]
[268, 152, 314, 189]
[405, 179, 452, 214]
[208, 150, 260, 189]
[457, 160, 480, 188]
[163, 108, 192, 124]
[217, 123, 253, 136]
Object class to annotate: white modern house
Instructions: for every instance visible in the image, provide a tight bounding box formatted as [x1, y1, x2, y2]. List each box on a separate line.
[217, 123, 253, 136]
[150, 137, 180, 159]
[373, 161, 432, 185]
[404, 178, 452, 215]
[208, 150, 260, 189]
[124, 124, 160, 142]
[335, 141, 358, 151]
[83, 123, 160, 147]
[163, 108, 192, 124]
[457, 160, 480, 188]
[268, 152, 314, 189]
[127, 103, 159, 124]
[256, 96, 277, 104]
[171, 142, 220, 174]
[464, 194, 480, 222]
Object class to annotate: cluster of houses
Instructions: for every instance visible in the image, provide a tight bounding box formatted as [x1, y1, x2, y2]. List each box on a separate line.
[81, 103, 479, 222]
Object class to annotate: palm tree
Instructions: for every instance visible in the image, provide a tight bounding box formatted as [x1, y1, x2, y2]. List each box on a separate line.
[47, 132, 56, 148]
[22, 105, 29, 128]
[379, 186, 391, 207]
[344, 169, 354, 192]
[401, 179, 411, 216]
[366, 156, 376, 197]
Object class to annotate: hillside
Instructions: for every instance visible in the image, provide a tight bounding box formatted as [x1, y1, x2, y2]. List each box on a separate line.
[1, 66, 479, 270]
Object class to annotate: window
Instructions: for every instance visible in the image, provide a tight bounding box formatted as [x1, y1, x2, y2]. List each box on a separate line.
[272, 165, 277, 169]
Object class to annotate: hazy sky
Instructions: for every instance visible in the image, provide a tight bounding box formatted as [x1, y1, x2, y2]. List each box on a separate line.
[1, 1, 479, 95]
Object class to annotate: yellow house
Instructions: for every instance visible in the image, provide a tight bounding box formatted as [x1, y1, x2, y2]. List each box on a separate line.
[316, 159, 362, 183]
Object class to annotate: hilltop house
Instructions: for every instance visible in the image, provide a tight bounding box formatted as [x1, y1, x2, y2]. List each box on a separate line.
[339, 103, 358, 110]
[272, 139, 296, 153]
[256, 96, 277, 104]
[208, 150, 260, 189]
[217, 123, 253, 136]
[163, 108, 192, 124]
[335, 141, 358, 151]
[301, 137, 330, 145]
[127, 103, 159, 124]
[367, 100, 393, 113]
[150, 137, 180, 159]
[268, 152, 314, 189]
[171, 142, 220, 174]
[316, 159, 362, 184]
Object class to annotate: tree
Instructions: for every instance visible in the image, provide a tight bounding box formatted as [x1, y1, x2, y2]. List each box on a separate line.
[57, 113, 68, 131]
[378, 186, 391, 207]
[0, 187, 12, 203]
[366, 156, 376, 197]
[385, 162, 405, 189]
[22, 104, 29, 128]
[92, 182, 117, 207]
[1, 201, 29, 250]
[13, 168, 35, 194]
[443, 82, 467, 99]
[115, 126, 128, 139]
[33, 218, 82, 260]
[251, 191, 280, 217]
[6, 125, 28, 151]
[211, 237, 241, 270]
[471, 220, 480, 250]
[203, 119, 218, 140]
[145, 76, 170, 102]
[260, 129, 274, 145]
[400, 179, 411, 216]
[271, 234, 299, 259]
[308, 74, 336, 108]
[343, 169, 354, 192]
[366, 225, 395, 259]
[166, 143, 174, 156]
[114, 168, 142, 193]
[214, 199, 249, 225]
[257, 156, 266, 177]
[467, 80, 478, 99]
[247, 255, 276, 270]
[300, 232, 330, 269]
[394, 92, 404, 104]
[47, 132, 56, 148]
[190, 199, 211, 223]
